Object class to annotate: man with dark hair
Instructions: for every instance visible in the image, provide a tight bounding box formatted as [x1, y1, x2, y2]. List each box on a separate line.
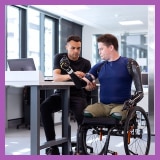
[40, 35, 91, 155]
[83, 33, 144, 120]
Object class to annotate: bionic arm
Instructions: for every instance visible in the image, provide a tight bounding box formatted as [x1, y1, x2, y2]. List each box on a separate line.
[123, 59, 144, 109]
[60, 56, 87, 89]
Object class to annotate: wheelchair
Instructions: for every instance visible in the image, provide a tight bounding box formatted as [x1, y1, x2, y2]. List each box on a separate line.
[76, 105, 151, 155]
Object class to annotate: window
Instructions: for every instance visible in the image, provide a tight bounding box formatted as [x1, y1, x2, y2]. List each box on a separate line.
[121, 33, 148, 72]
[44, 17, 54, 76]
[27, 8, 40, 70]
[6, 6, 20, 60]
[6, 5, 82, 76]
[27, 9, 58, 76]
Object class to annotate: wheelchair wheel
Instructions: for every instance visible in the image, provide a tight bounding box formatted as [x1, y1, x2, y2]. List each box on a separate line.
[123, 106, 151, 155]
[81, 126, 107, 155]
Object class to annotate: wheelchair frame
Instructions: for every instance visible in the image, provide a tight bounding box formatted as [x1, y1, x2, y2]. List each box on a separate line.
[76, 105, 151, 155]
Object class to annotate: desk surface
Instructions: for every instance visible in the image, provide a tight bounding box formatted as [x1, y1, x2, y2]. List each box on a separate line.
[6, 79, 74, 89]
[38, 81, 74, 86]
[5, 71, 75, 87]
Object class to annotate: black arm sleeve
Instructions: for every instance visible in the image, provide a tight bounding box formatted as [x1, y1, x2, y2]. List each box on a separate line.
[59, 55, 87, 89]
[127, 58, 144, 104]
[69, 73, 87, 89]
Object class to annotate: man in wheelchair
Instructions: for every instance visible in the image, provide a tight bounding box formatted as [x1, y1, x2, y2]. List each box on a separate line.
[60, 34, 151, 155]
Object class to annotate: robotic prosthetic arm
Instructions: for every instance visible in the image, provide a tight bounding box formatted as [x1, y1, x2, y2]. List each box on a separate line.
[123, 58, 144, 110]
[60, 56, 88, 89]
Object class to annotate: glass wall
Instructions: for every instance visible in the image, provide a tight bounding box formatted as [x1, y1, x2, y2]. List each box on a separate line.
[5, 5, 82, 77]
[44, 17, 54, 76]
[6, 6, 59, 77]
[27, 8, 40, 70]
[6, 6, 20, 60]
[121, 33, 148, 72]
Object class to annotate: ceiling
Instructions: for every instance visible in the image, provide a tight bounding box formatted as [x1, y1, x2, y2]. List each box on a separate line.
[31, 5, 150, 32]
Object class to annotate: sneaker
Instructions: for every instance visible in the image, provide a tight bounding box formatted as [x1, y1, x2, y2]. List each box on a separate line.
[46, 147, 60, 155]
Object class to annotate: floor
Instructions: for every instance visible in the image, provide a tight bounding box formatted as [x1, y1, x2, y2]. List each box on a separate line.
[5, 121, 78, 155]
[5, 121, 155, 155]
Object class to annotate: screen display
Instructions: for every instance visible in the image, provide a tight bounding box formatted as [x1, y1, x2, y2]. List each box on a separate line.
[7, 58, 36, 71]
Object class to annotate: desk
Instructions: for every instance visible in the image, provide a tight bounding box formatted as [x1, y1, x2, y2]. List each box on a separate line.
[5, 71, 74, 155]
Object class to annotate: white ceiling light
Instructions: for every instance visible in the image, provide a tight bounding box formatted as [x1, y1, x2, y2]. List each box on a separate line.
[119, 20, 143, 25]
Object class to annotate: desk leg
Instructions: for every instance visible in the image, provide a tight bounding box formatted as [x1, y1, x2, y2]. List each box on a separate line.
[62, 88, 70, 155]
[30, 86, 40, 155]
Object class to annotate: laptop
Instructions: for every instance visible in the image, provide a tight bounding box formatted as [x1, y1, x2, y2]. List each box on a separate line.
[7, 58, 36, 71]
[8, 58, 53, 81]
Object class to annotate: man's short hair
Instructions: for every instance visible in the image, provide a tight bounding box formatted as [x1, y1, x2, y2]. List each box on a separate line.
[97, 34, 118, 51]
[67, 35, 82, 43]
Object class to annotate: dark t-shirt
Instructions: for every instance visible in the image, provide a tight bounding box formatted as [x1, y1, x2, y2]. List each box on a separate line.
[89, 56, 132, 104]
[54, 53, 91, 98]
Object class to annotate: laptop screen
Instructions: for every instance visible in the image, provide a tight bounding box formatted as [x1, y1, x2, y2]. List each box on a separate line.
[7, 58, 36, 71]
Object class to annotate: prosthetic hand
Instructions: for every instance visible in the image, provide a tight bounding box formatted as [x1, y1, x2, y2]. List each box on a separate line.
[85, 73, 95, 82]
[60, 56, 87, 89]
[122, 99, 135, 111]
[83, 73, 96, 91]
[60, 56, 73, 74]
[122, 90, 143, 111]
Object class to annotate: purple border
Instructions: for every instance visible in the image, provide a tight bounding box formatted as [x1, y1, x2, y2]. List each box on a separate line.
[1, 0, 159, 160]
